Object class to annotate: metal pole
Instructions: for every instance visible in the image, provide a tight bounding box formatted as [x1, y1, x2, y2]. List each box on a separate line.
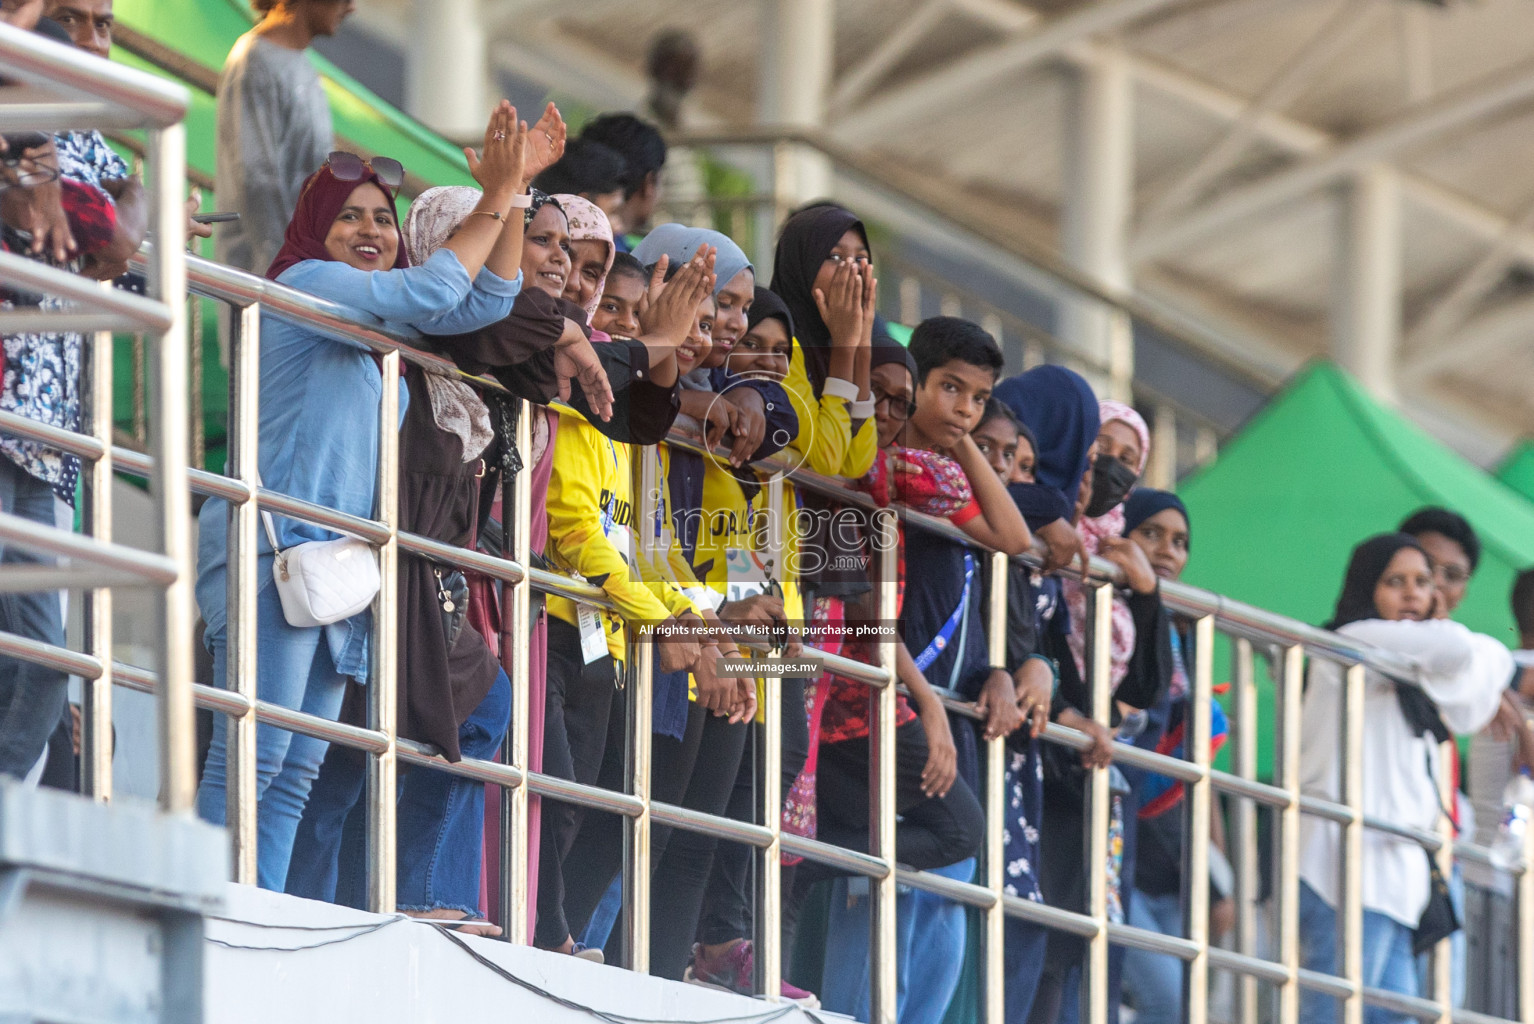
[869, 506, 900, 1024]
[1184, 614, 1215, 1024]
[623, 443, 657, 972]
[146, 124, 196, 813]
[366, 349, 401, 913]
[757, 472, 786, 1000]
[1084, 581, 1114, 1024]
[501, 399, 532, 943]
[81, 320, 113, 801]
[759, 0, 834, 204]
[1060, 40, 1135, 401]
[983, 550, 1009, 1024]
[1428, 740, 1454, 1023]
[225, 302, 262, 884]
[1275, 645, 1304, 1024]
[1230, 638, 1260, 1024]
[1332, 166, 1401, 403]
[1519, 791, 1534, 1024]
[1340, 662, 1367, 1024]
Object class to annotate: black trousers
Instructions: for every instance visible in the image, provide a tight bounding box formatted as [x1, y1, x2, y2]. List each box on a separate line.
[696, 676, 810, 946]
[534, 617, 620, 948]
[797, 719, 985, 888]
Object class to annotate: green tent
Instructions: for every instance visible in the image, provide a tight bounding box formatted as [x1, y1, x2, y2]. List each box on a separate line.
[1176, 361, 1534, 777]
[1497, 440, 1534, 503]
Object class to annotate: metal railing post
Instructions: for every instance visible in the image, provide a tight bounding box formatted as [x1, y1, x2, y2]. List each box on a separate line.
[365, 349, 401, 913]
[757, 472, 786, 1000]
[81, 319, 113, 801]
[225, 302, 262, 884]
[1230, 638, 1260, 1023]
[1275, 644, 1305, 1024]
[1340, 662, 1367, 1024]
[146, 123, 196, 813]
[1520, 796, 1534, 1024]
[500, 399, 533, 943]
[1184, 614, 1215, 1024]
[623, 443, 657, 972]
[1429, 739, 1454, 1024]
[869, 506, 900, 1024]
[983, 550, 1008, 1024]
[1084, 581, 1113, 1024]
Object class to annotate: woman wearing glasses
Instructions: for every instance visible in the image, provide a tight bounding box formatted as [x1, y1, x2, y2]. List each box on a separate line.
[193, 103, 540, 891]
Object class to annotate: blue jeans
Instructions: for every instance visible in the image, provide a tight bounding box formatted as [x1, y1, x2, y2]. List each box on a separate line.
[285, 667, 511, 915]
[1299, 881, 1418, 1024]
[196, 572, 350, 891]
[0, 460, 69, 779]
[820, 858, 976, 1023]
[1121, 889, 1183, 1024]
[1005, 916, 1048, 1023]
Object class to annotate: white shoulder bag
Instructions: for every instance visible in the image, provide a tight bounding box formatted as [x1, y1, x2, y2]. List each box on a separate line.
[259, 488, 380, 628]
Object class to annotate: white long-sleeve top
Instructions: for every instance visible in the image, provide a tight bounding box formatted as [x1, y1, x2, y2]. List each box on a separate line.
[1299, 618, 1511, 926]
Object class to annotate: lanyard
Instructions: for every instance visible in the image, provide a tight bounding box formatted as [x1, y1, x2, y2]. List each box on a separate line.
[913, 550, 975, 673]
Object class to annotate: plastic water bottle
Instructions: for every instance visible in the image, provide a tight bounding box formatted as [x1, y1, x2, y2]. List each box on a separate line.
[1491, 766, 1534, 870]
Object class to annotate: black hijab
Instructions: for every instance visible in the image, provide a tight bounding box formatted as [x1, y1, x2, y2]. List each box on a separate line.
[769, 205, 869, 393]
[1324, 532, 1449, 742]
[745, 285, 795, 343]
[1324, 532, 1426, 631]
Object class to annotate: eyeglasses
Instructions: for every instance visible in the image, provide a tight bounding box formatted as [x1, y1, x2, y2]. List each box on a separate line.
[873, 389, 917, 420]
[1434, 565, 1471, 587]
[326, 151, 405, 192]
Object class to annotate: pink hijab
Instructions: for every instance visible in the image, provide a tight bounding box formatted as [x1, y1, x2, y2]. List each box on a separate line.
[552, 194, 615, 324]
[1066, 399, 1151, 688]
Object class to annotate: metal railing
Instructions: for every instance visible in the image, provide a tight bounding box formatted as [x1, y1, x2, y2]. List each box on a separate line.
[0, 22, 196, 811]
[1, 38, 1530, 1022]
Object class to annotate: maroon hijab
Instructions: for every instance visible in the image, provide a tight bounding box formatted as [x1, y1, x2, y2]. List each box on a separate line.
[266, 165, 410, 281]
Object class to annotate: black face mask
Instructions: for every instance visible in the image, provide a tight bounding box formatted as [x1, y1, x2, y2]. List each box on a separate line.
[1085, 458, 1138, 518]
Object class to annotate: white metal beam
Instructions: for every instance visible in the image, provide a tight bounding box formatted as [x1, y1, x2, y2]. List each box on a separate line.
[1137, 0, 1381, 230]
[1132, 56, 1534, 261]
[1119, 45, 1534, 270]
[830, 0, 951, 113]
[1404, 290, 1534, 385]
[1404, 192, 1534, 361]
[831, 0, 1187, 138]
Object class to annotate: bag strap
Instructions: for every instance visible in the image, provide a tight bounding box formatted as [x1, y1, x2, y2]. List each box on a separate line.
[253, 469, 284, 557]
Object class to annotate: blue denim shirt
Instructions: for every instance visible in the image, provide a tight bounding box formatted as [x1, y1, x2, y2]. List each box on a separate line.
[197, 250, 521, 678]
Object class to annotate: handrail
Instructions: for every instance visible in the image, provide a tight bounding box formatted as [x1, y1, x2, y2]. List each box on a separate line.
[153, 249, 1435, 687]
[0, 21, 187, 128]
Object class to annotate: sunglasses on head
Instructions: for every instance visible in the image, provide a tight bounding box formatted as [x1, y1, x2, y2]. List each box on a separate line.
[326, 151, 405, 191]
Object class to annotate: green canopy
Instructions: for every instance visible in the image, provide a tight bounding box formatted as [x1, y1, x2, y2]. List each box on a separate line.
[1176, 361, 1534, 776]
[1497, 440, 1534, 503]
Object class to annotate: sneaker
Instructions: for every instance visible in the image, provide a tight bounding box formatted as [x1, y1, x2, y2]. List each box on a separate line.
[571, 942, 604, 964]
[685, 941, 820, 1009]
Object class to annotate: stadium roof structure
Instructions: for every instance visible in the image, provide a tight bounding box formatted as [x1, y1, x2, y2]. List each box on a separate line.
[339, 0, 1534, 463]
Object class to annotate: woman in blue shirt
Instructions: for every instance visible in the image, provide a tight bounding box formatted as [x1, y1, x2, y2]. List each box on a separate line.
[195, 103, 532, 891]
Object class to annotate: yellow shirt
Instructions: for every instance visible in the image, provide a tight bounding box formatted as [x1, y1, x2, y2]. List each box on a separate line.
[781, 343, 879, 480]
[545, 407, 699, 662]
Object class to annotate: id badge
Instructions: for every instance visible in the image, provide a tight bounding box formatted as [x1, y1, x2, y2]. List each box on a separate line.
[578, 606, 607, 664]
[725, 547, 771, 605]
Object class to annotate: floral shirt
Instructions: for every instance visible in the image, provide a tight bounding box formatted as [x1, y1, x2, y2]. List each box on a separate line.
[0, 131, 128, 504]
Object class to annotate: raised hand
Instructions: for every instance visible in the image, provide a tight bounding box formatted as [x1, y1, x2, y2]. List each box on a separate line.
[464, 101, 528, 200]
[813, 259, 865, 348]
[640, 247, 717, 346]
[523, 101, 568, 183]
